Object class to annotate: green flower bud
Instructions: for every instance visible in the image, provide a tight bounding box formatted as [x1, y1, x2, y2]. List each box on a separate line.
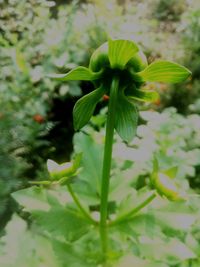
[47, 160, 75, 180]
[47, 153, 82, 181]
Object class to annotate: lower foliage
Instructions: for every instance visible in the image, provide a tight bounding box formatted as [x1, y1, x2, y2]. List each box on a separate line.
[1, 108, 200, 266]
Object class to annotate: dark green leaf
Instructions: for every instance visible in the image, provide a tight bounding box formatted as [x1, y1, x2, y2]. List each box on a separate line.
[138, 61, 191, 83]
[73, 87, 105, 130]
[115, 93, 138, 142]
[108, 39, 138, 69]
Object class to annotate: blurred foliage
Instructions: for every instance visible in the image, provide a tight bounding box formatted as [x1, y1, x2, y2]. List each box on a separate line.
[0, 108, 200, 266]
[0, 0, 107, 226]
[154, 1, 200, 114]
[152, 0, 186, 22]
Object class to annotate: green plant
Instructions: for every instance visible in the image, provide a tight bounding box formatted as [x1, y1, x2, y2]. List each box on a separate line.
[48, 39, 190, 264]
[2, 39, 199, 267]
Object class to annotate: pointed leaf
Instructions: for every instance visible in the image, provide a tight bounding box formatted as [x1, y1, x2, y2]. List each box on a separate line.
[73, 87, 105, 130]
[139, 236, 196, 264]
[32, 207, 90, 242]
[128, 89, 159, 102]
[138, 61, 191, 83]
[49, 66, 102, 81]
[115, 93, 138, 142]
[108, 39, 138, 69]
[53, 240, 93, 267]
[12, 187, 51, 212]
[116, 254, 168, 267]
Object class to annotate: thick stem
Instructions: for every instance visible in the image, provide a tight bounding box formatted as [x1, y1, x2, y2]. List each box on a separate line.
[67, 183, 97, 225]
[109, 192, 157, 227]
[100, 77, 119, 262]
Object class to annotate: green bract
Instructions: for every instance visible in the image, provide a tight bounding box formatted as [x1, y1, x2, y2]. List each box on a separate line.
[52, 39, 191, 142]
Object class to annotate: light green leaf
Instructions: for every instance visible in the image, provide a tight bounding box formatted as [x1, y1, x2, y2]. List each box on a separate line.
[73, 132, 103, 203]
[53, 240, 93, 267]
[138, 236, 196, 264]
[12, 186, 69, 212]
[49, 66, 102, 81]
[116, 254, 168, 267]
[138, 61, 191, 83]
[12, 187, 51, 212]
[108, 39, 138, 69]
[115, 93, 138, 142]
[151, 202, 197, 231]
[0, 214, 59, 267]
[155, 210, 196, 231]
[32, 207, 90, 242]
[73, 87, 105, 130]
[128, 89, 159, 102]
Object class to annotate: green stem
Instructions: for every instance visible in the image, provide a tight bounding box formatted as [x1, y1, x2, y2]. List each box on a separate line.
[67, 183, 97, 225]
[100, 77, 119, 262]
[110, 192, 157, 227]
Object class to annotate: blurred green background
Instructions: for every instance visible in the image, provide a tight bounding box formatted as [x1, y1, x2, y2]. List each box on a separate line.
[0, 0, 200, 236]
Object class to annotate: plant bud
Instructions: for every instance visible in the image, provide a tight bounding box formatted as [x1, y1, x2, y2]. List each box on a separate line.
[47, 159, 75, 181]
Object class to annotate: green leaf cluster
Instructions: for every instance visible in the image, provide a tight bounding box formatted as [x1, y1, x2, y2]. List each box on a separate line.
[52, 39, 190, 143]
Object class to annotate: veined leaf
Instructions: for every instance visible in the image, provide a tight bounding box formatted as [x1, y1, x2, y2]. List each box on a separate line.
[116, 254, 168, 267]
[73, 86, 105, 130]
[0, 215, 59, 267]
[12, 186, 51, 212]
[32, 207, 90, 242]
[49, 66, 102, 81]
[138, 61, 191, 83]
[138, 236, 196, 264]
[115, 93, 138, 142]
[128, 89, 160, 102]
[53, 240, 94, 267]
[108, 39, 138, 69]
